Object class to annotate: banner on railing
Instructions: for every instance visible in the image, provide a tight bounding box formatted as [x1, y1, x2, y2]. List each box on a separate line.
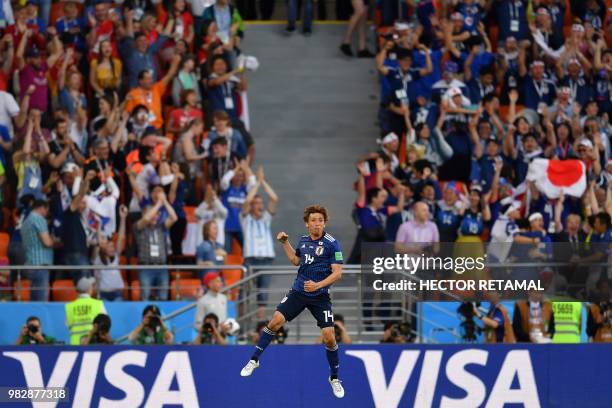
[0, 344, 610, 407]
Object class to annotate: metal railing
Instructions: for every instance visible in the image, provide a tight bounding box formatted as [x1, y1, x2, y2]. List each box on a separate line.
[3, 264, 247, 302]
[4, 261, 610, 344]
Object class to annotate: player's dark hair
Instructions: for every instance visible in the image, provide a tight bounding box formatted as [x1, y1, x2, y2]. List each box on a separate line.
[26, 316, 40, 324]
[303, 205, 329, 223]
[366, 187, 383, 204]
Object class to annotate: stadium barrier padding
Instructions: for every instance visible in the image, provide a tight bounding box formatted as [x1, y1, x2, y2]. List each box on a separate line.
[421, 301, 589, 343]
[0, 301, 236, 345]
[0, 344, 610, 407]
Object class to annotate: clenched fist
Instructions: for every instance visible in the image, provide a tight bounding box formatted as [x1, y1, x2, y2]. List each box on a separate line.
[277, 232, 289, 244]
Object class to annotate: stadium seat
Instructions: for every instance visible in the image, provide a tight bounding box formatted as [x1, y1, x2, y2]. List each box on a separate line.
[231, 238, 242, 255]
[13, 280, 30, 301]
[184, 206, 197, 223]
[170, 279, 202, 300]
[222, 268, 243, 301]
[52, 280, 78, 302]
[130, 280, 141, 301]
[0, 232, 9, 259]
[172, 270, 195, 280]
[225, 254, 244, 266]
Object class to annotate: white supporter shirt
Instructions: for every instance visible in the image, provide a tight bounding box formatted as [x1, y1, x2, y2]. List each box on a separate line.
[94, 255, 125, 292]
[488, 216, 519, 263]
[241, 211, 275, 258]
[194, 291, 228, 331]
[0, 91, 20, 133]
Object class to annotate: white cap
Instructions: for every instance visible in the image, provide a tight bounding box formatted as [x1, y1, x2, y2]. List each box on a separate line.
[504, 200, 522, 216]
[61, 162, 79, 174]
[381, 132, 399, 145]
[394, 22, 410, 31]
[447, 87, 463, 98]
[76, 277, 96, 293]
[579, 138, 593, 149]
[528, 212, 543, 222]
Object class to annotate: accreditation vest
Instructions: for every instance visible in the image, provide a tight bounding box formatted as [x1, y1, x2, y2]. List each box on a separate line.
[65, 296, 105, 345]
[552, 301, 582, 343]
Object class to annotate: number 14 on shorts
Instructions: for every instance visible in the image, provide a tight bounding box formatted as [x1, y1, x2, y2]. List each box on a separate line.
[324, 310, 334, 323]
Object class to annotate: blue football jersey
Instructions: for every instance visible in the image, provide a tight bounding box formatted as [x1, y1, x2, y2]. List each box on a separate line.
[292, 232, 343, 296]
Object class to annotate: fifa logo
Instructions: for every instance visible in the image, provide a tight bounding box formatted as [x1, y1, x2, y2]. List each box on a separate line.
[305, 254, 315, 264]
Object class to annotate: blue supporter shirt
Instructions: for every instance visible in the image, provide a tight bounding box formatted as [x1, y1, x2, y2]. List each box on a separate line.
[520, 75, 556, 110]
[222, 184, 246, 232]
[292, 232, 343, 297]
[456, 2, 484, 33]
[0, 125, 10, 168]
[487, 304, 506, 342]
[496, 0, 529, 41]
[460, 210, 484, 236]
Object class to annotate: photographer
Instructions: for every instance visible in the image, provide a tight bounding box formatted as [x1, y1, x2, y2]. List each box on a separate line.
[317, 314, 352, 344]
[381, 321, 414, 343]
[82, 314, 113, 345]
[194, 313, 227, 345]
[16, 317, 56, 345]
[128, 305, 174, 345]
[474, 291, 516, 343]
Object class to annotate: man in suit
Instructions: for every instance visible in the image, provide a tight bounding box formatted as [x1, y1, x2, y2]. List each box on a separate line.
[552, 213, 587, 297]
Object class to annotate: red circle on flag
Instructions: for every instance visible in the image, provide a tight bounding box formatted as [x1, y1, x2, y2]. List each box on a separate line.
[547, 160, 582, 187]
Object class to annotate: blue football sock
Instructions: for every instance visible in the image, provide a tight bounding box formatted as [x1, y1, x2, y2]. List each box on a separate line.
[326, 344, 339, 379]
[251, 326, 276, 361]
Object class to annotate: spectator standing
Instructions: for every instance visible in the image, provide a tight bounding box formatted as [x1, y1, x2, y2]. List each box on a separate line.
[220, 159, 255, 252]
[241, 166, 278, 317]
[65, 277, 106, 345]
[120, 12, 172, 88]
[205, 55, 246, 120]
[194, 272, 228, 331]
[134, 187, 178, 301]
[195, 183, 228, 247]
[207, 110, 248, 160]
[124, 55, 181, 130]
[20, 199, 59, 301]
[16, 316, 56, 345]
[395, 201, 440, 253]
[196, 220, 227, 281]
[61, 170, 96, 282]
[93, 205, 128, 301]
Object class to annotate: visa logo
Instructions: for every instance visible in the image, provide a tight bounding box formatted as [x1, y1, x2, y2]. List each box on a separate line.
[2, 351, 198, 408]
[347, 349, 540, 408]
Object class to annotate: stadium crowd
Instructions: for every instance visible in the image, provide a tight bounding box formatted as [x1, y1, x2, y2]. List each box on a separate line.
[349, 0, 611, 341]
[0, 0, 289, 307]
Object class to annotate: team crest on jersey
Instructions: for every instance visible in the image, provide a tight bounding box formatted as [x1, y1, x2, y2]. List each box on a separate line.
[315, 246, 324, 256]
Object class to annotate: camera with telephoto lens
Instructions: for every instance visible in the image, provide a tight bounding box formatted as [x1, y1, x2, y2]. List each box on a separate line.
[274, 326, 288, 344]
[203, 322, 213, 333]
[389, 322, 413, 342]
[28, 324, 38, 334]
[148, 315, 162, 331]
[457, 301, 482, 342]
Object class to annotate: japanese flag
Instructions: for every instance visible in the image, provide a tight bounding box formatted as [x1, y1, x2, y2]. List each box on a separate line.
[526, 159, 586, 198]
